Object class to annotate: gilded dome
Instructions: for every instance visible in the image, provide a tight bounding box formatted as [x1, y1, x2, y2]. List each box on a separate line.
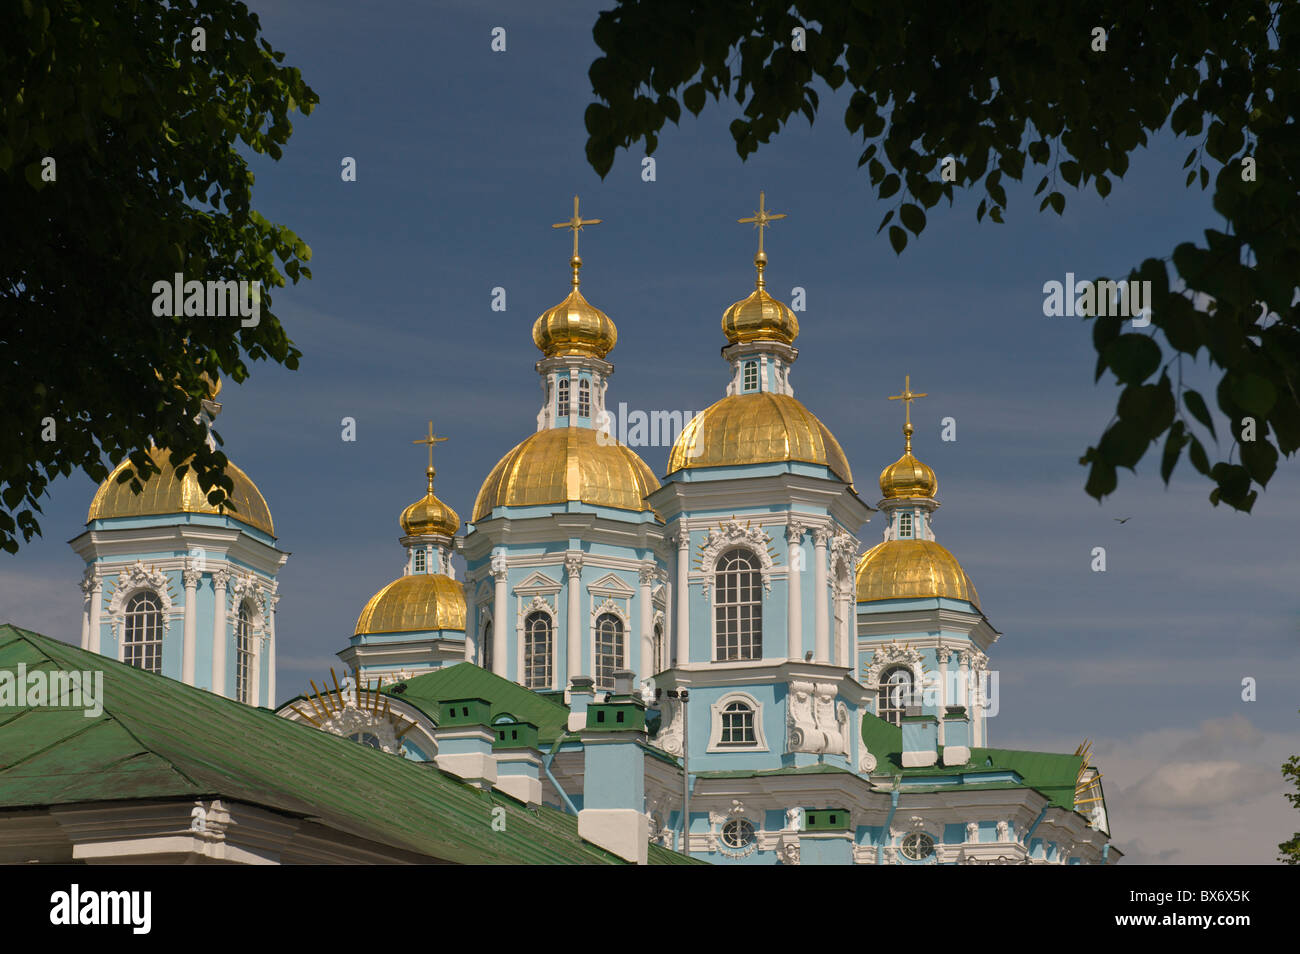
[355, 573, 466, 635]
[88, 447, 274, 536]
[532, 266, 617, 359]
[666, 392, 853, 484]
[399, 469, 460, 537]
[855, 539, 979, 608]
[879, 451, 937, 499]
[473, 426, 660, 522]
[722, 279, 799, 346]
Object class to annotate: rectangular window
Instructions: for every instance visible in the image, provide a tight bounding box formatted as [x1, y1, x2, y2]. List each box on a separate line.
[743, 361, 758, 392]
[578, 379, 591, 417]
[557, 379, 569, 418]
[898, 511, 913, 538]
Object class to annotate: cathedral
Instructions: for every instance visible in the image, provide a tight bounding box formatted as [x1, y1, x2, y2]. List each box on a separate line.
[52, 194, 1117, 865]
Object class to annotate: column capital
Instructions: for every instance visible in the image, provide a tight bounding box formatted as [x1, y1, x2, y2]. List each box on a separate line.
[182, 565, 202, 588]
[564, 553, 584, 578]
[785, 521, 805, 545]
[79, 568, 100, 596]
[812, 527, 831, 547]
[936, 646, 952, 664]
[211, 568, 231, 590]
[638, 565, 656, 586]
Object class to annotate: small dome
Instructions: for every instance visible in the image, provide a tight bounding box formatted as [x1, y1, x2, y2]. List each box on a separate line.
[879, 451, 937, 499]
[88, 447, 274, 536]
[355, 574, 466, 635]
[855, 539, 979, 608]
[666, 392, 853, 484]
[399, 469, 460, 537]
[721, 280, 799, 346]
[473, 426, 659, 522]
[532, 263, 617, 359]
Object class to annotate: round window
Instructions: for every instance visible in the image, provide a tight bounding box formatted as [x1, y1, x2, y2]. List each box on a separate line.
[721, 819, 756, 849]
[901, 831, 935, 860]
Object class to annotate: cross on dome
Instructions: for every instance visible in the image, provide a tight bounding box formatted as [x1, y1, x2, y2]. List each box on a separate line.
[888, 375, 928, 452]
[552, 195, 602, 288]
[737, 190, 786, 288]
[412, 420, 448, 490]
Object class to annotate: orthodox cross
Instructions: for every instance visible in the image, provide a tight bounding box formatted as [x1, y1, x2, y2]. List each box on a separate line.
[888, 376, 928, 452]
[738, 191, 786, 256]
[553, 195, 601, 287]
[412, 421, 448, 487]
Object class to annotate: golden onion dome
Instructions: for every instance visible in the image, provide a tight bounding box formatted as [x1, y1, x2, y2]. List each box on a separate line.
[532, 256, 618, 359]
[473, 426, 659, 522]
[855, 539, 979, 608]
[355, 573, 466, 635]
[87, 447, 274, 536]
[399, 467, 460, 537]
[879, 451, 937, 499]
[666, 392, 853, 485]
[722, 253, 799, 346]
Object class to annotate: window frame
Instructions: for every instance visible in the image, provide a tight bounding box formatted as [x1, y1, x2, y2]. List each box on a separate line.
[578, 378, 591, 417]
[742, 360, 759, 392]
[556, 378, 570, 418]
[877, 666, 914, 727]
[897, 510, 913, 539]
[234, 599, 255, 704]
[122, 591, 164, 674]
[713, 547, 763, 662]
[593, 612, 625, 691]
[522, 610, 554, 690]
[706, 691, 768, 752]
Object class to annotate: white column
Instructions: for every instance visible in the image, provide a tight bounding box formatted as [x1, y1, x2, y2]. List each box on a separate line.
[250, 622, 262, 706]
[785, 522, 803, 660]
[86, 573, 102, 656]
[211, 570, 230, 696]
[565, 554, 583, 679]
[972, 653, 985, 746]
[465, 602, 476, 662]
[266, 593, 278, 707]
[639, 566, 654, 680]
[957, 650, 970, 714]
[181, 564, 200, 686]
[936, 647, 951, 747]
[79, 570, 94, 650]
[491, 554, 509, 679]
[836, 584, 852, 669]
[674, 530, 689, 665]
[813, 528, 829, 662]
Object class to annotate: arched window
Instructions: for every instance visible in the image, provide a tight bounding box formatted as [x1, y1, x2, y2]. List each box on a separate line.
[413, 549, 426, 573]
[652, 620, 664, 673]
[878, 667, 913, 726]
[123, 592, 163, 674]
[349, 732, 382, 750]
[557, 378, 570, 418]
[578, 379, 591, 417]
[481, 618, 493, 671]
[523, 611, 552, 689]
[235, 601, 254, 704]
[719, 700, 756, 746]
[897, 511, 913, 539]
[594, 613, 624, 691]
[714, 548, 762, 661]
[743, 360, 758, 392]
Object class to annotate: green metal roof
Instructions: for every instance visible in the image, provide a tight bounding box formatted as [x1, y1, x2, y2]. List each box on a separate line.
[860, 712, 1085, 811]
[693, 764, 855, 780]
[0, 625, 698, 865]
[382, 662, 571, 744]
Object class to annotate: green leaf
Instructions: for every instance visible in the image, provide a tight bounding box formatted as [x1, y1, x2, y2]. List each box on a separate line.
[1182, 389, 1217, 439]
[899, 203, 926, 235]
[888, 225, 907, 254]
[1188, 436, 1210, 474]
[879, 174, 900, 199]
[1048, 192, 1065, 215]
[1161, 420, 1187, 482]
[1231, 373, 1277, 417]
[683, 83, 706, 116]
[1104, 334, 1162, 384]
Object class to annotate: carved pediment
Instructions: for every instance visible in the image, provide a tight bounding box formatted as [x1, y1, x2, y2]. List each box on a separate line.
[587, 572, 636, 598]
[514, 570, 562, 595]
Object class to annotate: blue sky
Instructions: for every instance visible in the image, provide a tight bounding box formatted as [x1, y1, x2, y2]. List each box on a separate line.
[2, 0, 1297, 863]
